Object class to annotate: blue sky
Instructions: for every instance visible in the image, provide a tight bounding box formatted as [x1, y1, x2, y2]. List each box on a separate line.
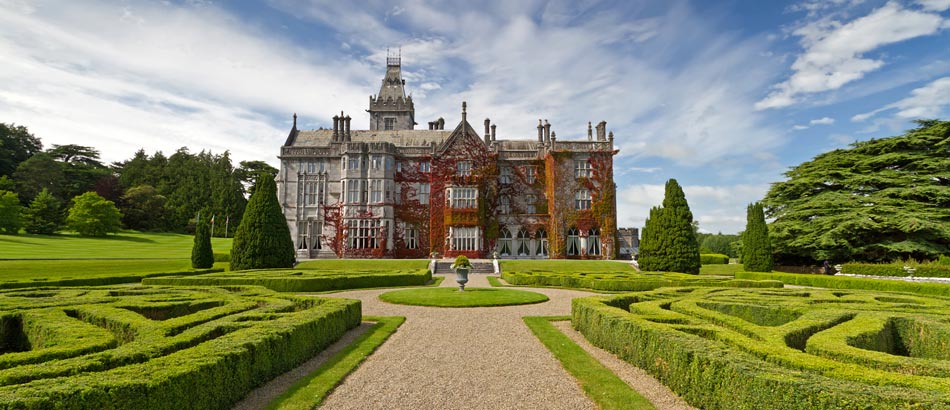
[1, 0, 949, 233]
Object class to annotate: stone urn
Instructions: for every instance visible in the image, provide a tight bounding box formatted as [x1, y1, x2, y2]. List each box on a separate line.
[451, 255, 472, 291]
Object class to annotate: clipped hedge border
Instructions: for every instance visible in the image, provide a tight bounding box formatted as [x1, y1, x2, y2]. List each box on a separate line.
[572, 290, 950, 409]
[736, 271, 950, 297]
[841, 263, 950, 278]
[0, 267, 225, 289]
[700, 254, 729, 265]
[501, 271, 782, 292]
[0, 286, 361, 409]
[144, 269, 432, 292]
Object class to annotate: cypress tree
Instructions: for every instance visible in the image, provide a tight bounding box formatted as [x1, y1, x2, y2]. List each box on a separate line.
[742, 202, 773, 272]
[24, 188, 62, 235]
[191, 218, 214, 269]
[230, 175, 294, 270]
[637, 205, 662, 270]
[638, 179, 700, 274]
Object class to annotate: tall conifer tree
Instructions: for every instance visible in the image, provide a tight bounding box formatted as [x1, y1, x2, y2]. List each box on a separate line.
[23, 188, 62, 234]
[191, 218, 214, 269]
[230, 175, 294, 270]
[742, 202, 773, 272]
[638, 179, 700, 274]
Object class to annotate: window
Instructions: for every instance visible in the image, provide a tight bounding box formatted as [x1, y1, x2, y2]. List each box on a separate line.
[456, 160, 472, 177]
[419, 161, 430, 173]
[384, 118, 395, 130]
[525, 166, 537, 184]
[536, 228, 548, 257]
[396, 161, 403, 172]
[297, 222, 308, 250]
[319, 159, 326, 173]
[348, 156, 360, 170]
[406, 228, 418, 249]
[347, 219, 380, 249]
[371, 155, 382, 170]
[574, 159, 591, 178]
[588, 227, 601, 256]
[306, 161, 317, 173]
[499, 196, 510, 214]
[567, 228, 580, 256]
[395, 184, 402, 204]
[385, 180, 393, 202]
[304, 181, 319, 206]
[451, 226, 478, 251]
[346, 180, 360, 203]
[499, 167, 512, 184]
[451, 187, 477, 208]
[385, 157, 392, 170]
[575, 189, 592, 210]
[418, 183, 430, 205]
[498, 229, 512, 256]
[517, 228, 530, 256]
[526, 194, 536, 214]
[311, 221, 321, 250]
[370, 180, 383, 203]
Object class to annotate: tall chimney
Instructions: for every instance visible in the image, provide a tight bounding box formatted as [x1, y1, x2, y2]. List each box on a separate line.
[293, 113, 298, 130]
[438, 118, 445, 130]
[543, 120, 551, 142]
[596, 121, 607, 141]
[332, 115, 340, 141]
[344, 115, 351, 141]
[608, 131, 614, 146]
[537, 120, 543, 142]
[490, 124, 496, 142]
[461, 101, 467, 123]
[588, 121, 593, 141]
[550, 131, 557, 143]
[484, 118, 491, 144]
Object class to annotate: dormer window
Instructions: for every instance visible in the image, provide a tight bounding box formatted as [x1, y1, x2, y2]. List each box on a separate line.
[457, 161, 472, 177]
[384, 118, 395, 130]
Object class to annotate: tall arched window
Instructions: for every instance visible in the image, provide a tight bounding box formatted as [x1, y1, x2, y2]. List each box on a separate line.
[498, 228, 512, 256]
[588, 227, 601, 256]
[567, 227, 580, 256]
[517, 228, 530, 256]
[536, 228, 548, 257]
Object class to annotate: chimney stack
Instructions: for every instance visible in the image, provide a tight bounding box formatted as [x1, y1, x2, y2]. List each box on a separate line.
[588, 121, 593, 141]
[461, 101, 467, 123]
[344, 115, 351, 141]
[293, 113, 298, 130]
[608, 131, 614, 145]
[543, 120, 551, 142]
[596, 121, 607, 141]
[537, 120, 543, 142]
[490, 124, 496, 142]
[438, 118, 445, 130]
[550, 131, 557, 143]
[484, 118, 491, 144]
[332, 115, 340, 141]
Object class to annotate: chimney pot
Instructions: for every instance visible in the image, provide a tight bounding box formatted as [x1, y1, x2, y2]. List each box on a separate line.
[491, 124, 496, 142]
[332, 115, 340, 140]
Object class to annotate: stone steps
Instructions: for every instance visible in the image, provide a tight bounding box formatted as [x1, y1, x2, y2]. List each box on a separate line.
[434, 261, 494, 275]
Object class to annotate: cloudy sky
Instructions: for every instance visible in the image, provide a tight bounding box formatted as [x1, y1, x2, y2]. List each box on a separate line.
[2, 0, 949, 233]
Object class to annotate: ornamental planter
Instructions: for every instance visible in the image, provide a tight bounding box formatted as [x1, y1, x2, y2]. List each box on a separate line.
[455, 268, 470, 291]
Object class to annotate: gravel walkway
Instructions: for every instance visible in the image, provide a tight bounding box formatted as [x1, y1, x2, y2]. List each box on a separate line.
[308, 274, 689, 410]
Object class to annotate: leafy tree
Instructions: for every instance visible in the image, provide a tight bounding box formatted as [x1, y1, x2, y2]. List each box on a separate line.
[13, 153, 64, 203]
[0, 190, 23, 234]
[191, 219, 214, 269]
[237, 160, 278, 196]
[66, 192, 122, 237]
[230, 176, 294, 270]
[638, 179, 701, 274]
[764, 120, 950, 263]
[742, 202, 773, 272]
[701, 233, 741, 257]
[0, 123, 42, 178]
[0, 176, 14, 192]
[120, 185, 168, 231]
[47, 144, 110, 202]
[23, 188, 62, 234]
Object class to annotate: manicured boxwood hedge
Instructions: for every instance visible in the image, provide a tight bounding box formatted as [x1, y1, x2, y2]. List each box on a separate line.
[842, 263, 950, 278]
[736, 271, 950, 297]
[501, 270, 782, 292]
[700, 254, 729, 265]
[573, 287, 950, 409]
[144, 268, 432, 292]
[0, 285, 360, 409]
[0, 267, 224, 290]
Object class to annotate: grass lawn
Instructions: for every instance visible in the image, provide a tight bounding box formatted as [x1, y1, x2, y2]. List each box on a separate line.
[0, 259, 199, 280]
[294, 259, 428, 270]
[378, 287, 549, 307]
[500, 259, 635, 273]
[267, 316, 405, 410]
[0, 231, 233, 259]
[698, 264, 743, 276]
[524, 316, 654, 410]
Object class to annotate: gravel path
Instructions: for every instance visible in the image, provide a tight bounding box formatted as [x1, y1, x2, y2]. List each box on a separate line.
[309, 274, 689, 410]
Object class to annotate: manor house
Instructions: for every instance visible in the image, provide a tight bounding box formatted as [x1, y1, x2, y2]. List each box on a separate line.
[277, 55, 619, 259]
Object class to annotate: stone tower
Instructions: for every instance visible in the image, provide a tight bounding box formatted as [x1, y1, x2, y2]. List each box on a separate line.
[368, 50, 415, 131]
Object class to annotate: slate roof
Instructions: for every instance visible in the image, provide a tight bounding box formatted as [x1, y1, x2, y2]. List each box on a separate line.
[291, 129, 451, 147]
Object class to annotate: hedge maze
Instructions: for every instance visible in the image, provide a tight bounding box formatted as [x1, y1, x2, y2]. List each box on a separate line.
[501, 270, 782, 291]
[143, 268, 433, 292]
[573, 287, 950, 409]
[0, 285, 360, 409]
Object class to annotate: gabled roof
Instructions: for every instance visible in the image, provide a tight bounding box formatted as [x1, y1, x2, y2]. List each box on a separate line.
[436, 119, 486, 156]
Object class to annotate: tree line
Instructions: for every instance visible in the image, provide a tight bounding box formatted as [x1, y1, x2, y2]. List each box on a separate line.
[0, 122, 276, 236]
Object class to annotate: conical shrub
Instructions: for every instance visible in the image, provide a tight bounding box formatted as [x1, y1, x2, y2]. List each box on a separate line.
[230, 176, 295, 270]
[742, 202, 773, 272]
[191, 218, 214, 269]
[638, 179, 700, 274]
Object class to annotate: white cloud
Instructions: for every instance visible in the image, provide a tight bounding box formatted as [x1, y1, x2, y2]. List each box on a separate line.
[810, 116, 835, 125]
[851, 76, 950, 121]
[916, 0, 950, 12]
[757, 2, 947, 109]
[617, 183, 769, 234]
[793, 124, 810, 130]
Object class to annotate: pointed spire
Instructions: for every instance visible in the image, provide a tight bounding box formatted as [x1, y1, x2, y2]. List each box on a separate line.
[293, 113, 298, 130]
[588, 121, 592, 141]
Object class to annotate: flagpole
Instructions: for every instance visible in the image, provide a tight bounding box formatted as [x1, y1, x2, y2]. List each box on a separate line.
[225, 215, 230, 238]
[211, 215, 216, 238]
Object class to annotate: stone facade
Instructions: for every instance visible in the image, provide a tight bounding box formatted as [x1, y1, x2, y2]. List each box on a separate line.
[277, 56, 619, 259]
[617, 227, 640, 260]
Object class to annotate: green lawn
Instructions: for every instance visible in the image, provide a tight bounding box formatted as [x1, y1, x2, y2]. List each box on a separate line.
[0, 232, 233, 259]
[378, 287, 549, 307]
[500, 260, 635, 273]
[0, 259, 198, 280]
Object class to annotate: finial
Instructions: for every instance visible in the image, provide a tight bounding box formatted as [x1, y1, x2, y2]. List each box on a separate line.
[461, 101, 467, 122]
[588, 121, 592, 140]
[293, 113, 297, 129]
